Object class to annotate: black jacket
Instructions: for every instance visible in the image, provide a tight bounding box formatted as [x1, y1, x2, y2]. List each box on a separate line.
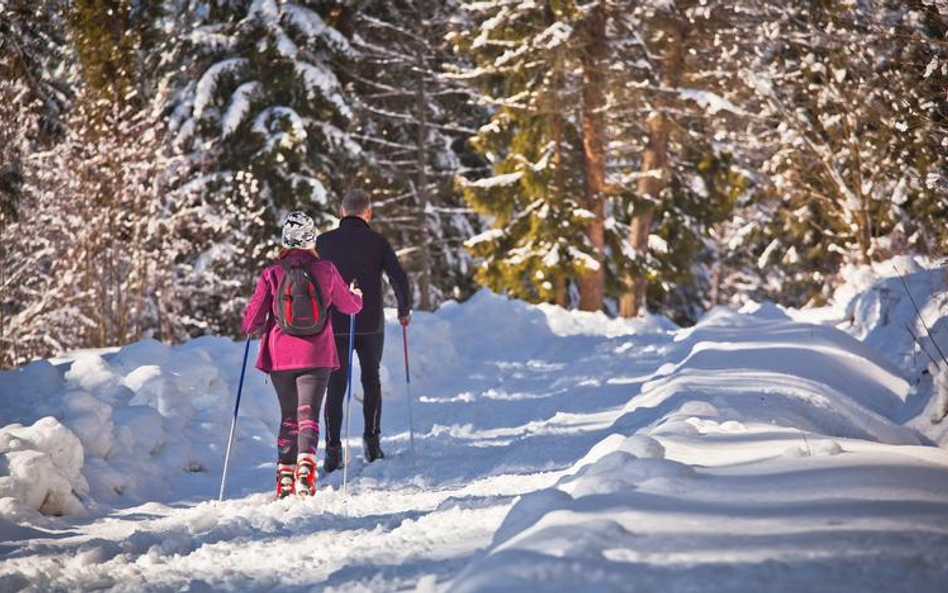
[316, 216, 411, 335]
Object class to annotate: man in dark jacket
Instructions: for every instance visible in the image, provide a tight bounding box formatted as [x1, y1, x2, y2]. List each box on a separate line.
[317, 189, 411, 471]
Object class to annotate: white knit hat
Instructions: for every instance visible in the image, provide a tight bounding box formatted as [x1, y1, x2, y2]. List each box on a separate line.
[281, 211, 316, 249]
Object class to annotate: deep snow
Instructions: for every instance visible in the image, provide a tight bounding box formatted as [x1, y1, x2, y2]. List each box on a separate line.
[1, 261, 947, 592]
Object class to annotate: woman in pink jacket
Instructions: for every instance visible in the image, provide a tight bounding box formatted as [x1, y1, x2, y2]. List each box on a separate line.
[242, 211, 362, 499]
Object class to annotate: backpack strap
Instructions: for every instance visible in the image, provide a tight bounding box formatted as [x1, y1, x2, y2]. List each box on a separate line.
[277, 260, 295, 303]
[277, 259, 293, 312]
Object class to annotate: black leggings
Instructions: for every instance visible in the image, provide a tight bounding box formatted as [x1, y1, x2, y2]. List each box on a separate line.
[325, 332, 384, 445]
[270, 367, 331, 465]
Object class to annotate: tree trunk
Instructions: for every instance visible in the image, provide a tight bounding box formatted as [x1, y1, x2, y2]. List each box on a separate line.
[577, 2, 608, 312]
[554, 272, 568, 308]
[0, 215, 6, 368]
[550, 50, 568, 308]
[620, 110, 669, 317]
[619, 14, 686, 318]
[415, 8, 432, 311]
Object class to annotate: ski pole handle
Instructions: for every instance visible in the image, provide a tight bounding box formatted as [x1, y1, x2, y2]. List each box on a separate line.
[346, 313, 356, 402]
[402, 325, 410, 384]
[346, 280, 357, 405]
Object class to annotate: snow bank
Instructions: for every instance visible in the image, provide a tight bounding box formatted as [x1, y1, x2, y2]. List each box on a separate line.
[790, 256, 948, 445]
[0, 338, 279, 523]
[450, 296, 947, 593]
[638, 305, 917, 445]
[832, 256, 946, 375]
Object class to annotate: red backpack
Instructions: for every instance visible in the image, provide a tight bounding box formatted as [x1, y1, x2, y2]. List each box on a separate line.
[275, 259, 328, 336]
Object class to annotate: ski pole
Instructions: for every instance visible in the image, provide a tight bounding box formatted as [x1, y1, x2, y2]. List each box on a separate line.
[219, 336, 251, 501]
[342, 310, 356, 495]
[402, 324, 416, 466]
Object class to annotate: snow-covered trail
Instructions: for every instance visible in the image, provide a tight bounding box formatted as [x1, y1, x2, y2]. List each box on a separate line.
[0, 473, 542, 591]
[1, 295, 671, 591]
[2, 291, 948, 591]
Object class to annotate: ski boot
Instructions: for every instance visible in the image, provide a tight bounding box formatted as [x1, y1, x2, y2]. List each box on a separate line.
[324, 443, 343, 474]
[295, 454, 317, 498]
[363, 435, 385, 463]
[276, 464, 295, 500]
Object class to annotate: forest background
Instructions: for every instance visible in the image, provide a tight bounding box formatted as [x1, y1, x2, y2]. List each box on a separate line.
[1, 0, 946, 369]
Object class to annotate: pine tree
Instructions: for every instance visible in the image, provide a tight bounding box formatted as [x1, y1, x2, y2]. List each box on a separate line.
[155, 0, 356, 334]
[453, 0, 619, 308]
[613, 1, 688, 317]
[163, 0, 355, 222]
[0, 0, 71, 141]
[0, 0, 71, 217]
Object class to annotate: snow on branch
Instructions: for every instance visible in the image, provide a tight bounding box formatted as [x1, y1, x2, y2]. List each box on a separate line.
[648, 234, 669, 255]
[283, 4, 352, 55]
[194, 58, 249, 120]
[536, 22, 573, 50]
[188, 27, 238, 52]
[466, 171, 523, 189]
[252, 106, 307, 152]
[569, 247, 601, 272]
[678, 88, 748, 116]
[296, 61, 352, 119]
[464, 228, 505, 248]
[222, 81, 261, 137]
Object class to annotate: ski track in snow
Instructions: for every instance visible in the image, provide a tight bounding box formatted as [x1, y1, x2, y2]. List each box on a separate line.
[2, 289, 948, 591]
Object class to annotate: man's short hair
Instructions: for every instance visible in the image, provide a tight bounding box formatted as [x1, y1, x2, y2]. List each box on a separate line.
[342, 189, 371, 215]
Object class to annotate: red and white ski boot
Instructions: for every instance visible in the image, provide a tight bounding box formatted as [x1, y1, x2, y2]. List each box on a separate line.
[295, 454, 317, 498]
[276, 464, 295, 500]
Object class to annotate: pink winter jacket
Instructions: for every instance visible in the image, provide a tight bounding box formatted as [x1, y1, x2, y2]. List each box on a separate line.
[241, 250, 363, 372]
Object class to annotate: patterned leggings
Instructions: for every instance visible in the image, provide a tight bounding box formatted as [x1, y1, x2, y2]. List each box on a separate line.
[270, 368, 331, 465]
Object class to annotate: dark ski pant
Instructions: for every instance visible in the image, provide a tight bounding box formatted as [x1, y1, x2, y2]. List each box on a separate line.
[325, 331, 384, 446]
[271, 367, 331, 465]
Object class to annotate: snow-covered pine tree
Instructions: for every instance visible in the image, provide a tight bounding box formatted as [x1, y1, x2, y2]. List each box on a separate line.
[341, 0, 483, 309]
[0, 0, 69, 224]
[156, 0, 355, 334]
[452, 0, 618, 308]
[611, 1, 688, 318]
[164, 0, 355, 220]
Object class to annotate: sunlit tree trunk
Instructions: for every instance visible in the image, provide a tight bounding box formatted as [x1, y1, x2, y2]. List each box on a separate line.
[620, 13, 686, 318]
[577, 2, 608, 312]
